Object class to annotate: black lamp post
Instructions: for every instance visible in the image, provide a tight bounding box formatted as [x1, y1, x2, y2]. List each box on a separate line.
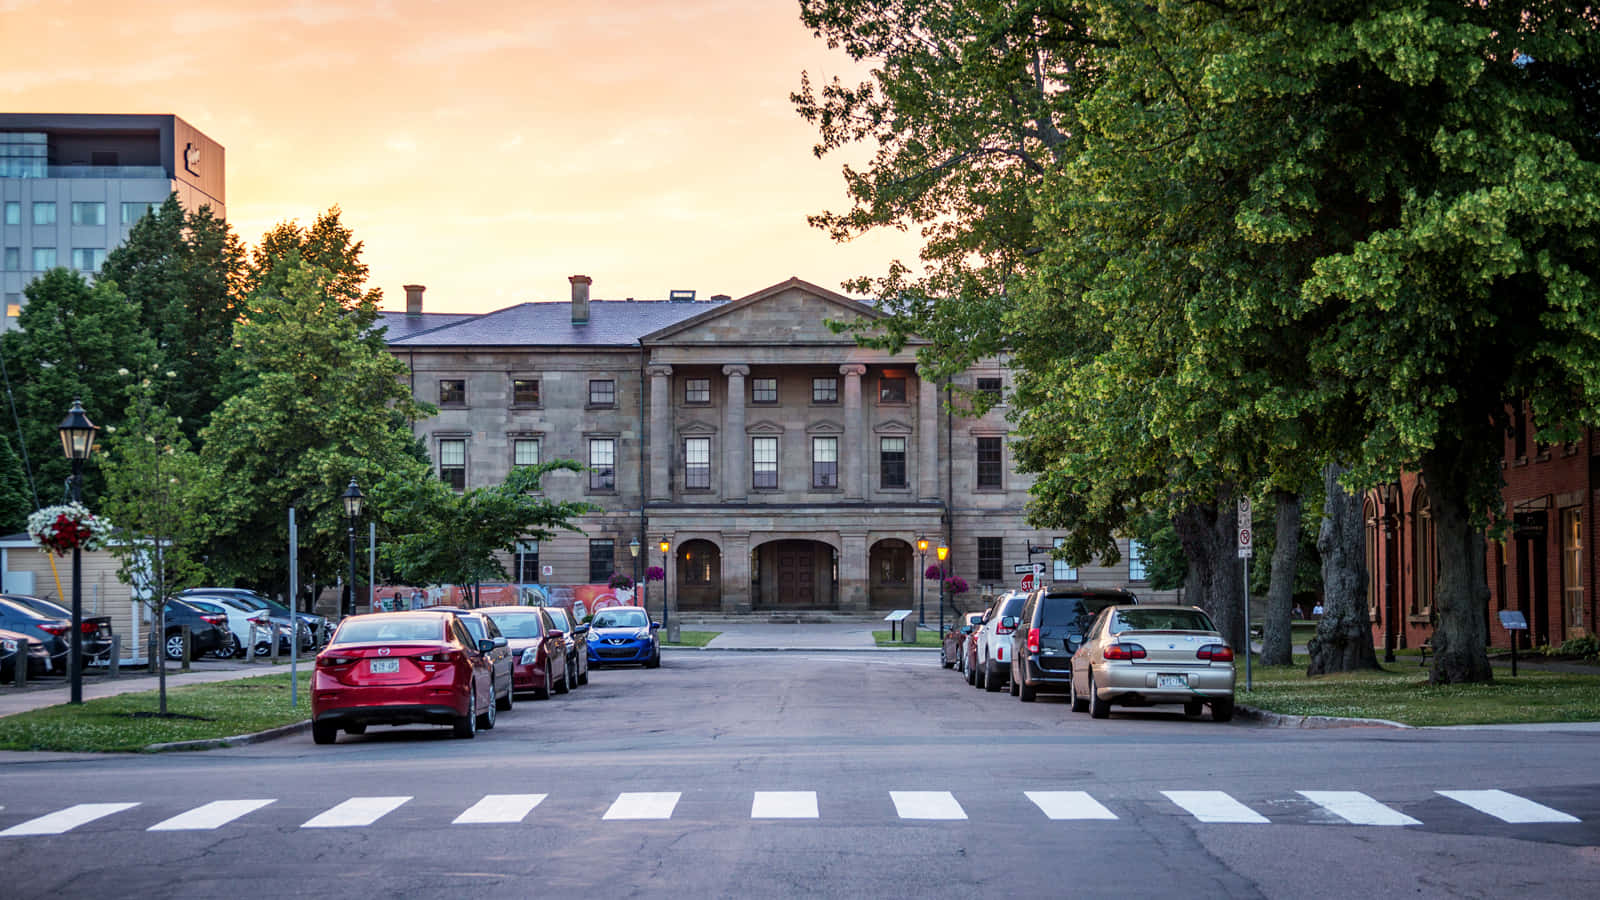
[629, 537, 640, 604]
[1376, 481, 1399, 663]
[659, 538, 675, 642]
[341, 479, 363, 619]
[936, 542, 949, 630]
[915, 536, 929, 627]
[58, 399, 97, 705]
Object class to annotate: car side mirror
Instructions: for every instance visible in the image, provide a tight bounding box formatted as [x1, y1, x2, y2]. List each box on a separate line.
[574, 624, 590, 635]
[549, 629, 565, 640]
[477, 638, 495, 654]
[651, 621, 662, 630]
[1000, 616, 1018, 629]
[493, 636, 507, 648]
[960, 626, 972, 635]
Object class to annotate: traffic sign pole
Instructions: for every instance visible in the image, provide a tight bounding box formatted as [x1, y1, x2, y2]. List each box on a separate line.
[1238, 497, 1252, 692]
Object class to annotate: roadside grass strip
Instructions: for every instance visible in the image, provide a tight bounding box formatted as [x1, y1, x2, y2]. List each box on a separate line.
[662, 631, 720, 647]
[872, 630, 944, 648]
[1245, 663, 1600, 726]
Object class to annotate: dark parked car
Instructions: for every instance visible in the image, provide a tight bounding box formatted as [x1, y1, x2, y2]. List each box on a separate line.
[541, 606, 589, 687]
[0, 594, 114, 670]
[943, 612, 983, 670]
[179, 588, 323, 648]
[0, 627, 51, 680]
[1009, 587, 1138, 702]
[430, 608, 515, 711]
[157, 598, 230, 661]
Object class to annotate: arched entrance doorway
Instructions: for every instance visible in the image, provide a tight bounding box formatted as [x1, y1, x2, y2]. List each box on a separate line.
[676, 539, 721, 610]
[752, 540, 837, 609]
[869, 539, 914, 609]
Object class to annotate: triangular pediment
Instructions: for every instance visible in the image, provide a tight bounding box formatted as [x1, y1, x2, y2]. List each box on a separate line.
[874, 419, 914, 435]
[680, 420, 719, 435]
[806, 419, 845, 435]
[642, 277, 896, 346]
[747, 420, 786, 435]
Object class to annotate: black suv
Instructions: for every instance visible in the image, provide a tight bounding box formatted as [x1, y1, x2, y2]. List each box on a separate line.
[1009, 587, 1137, 702]
[156, 598, 230, 661]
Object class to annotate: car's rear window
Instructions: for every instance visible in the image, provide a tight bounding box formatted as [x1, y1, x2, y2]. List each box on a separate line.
[1039, 595, 1127, 628]
[1110, 609, 1215, 634]
[335, 618, 444, 644]
[996, 595, 1027, 618]
[484, 612, 543, 639]
[545, 608, 572, 629]
[456, 617, 486, 641]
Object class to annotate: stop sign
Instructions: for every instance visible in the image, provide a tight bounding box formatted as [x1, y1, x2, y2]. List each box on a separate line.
[1020, 573, 1034, 591]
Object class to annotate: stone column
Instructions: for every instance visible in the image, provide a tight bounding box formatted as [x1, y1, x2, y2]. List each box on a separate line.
[722, 365, 749, 502]
[840, 364, 867, 500]
[917, 365, 940, 502]
[839, 532, 869, 613]
[721, 531, 751, 613]
[647, 364, 673, 501]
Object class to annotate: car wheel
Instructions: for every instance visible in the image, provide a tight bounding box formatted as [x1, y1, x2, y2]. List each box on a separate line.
[312, 721, 338, 745]
[645, 649, 661, 669]
[213, 636, 240, 660]
[1088, 672, 1111, 719]
[974, 658, 987, 689]
[496, 674, 514, 711]
[985, 660, 1003, 692]
[567, 659, 578, 689]
[478, 685, 496, 730]
[578, 665, 588, 685]
[1184, 700, 1205, 719]
[164, 632, 188, 661]
[1211, 697, 1235, 723]
[554, 664, 570, 694]
[344, 723, 367, 735]
[1019, 675, 1037, 703]
[1068, 671, 1088, 712]
[253, 640, 272, 657]
[965, 658, 976, 685]
[1009, 672, 1020, 696]
[533, 661, 551, 700]
[454, 692, 477, 738]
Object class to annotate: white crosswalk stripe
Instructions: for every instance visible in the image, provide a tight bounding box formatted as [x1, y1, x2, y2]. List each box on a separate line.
[890, 791, 966, 820]
[602, 792, 680, 820]
[1026, 791, 1118, 820]
[1437, 790, 1580, 824]
[453, 794, 547, 825]
[301, 796, 412, 829]
[1162, 791, 1270, 824]
[149, 799, 276, 832]
[1, 802, 139, 836]
[1298, 791, 1419, 826]
[751, 791, 819, 819]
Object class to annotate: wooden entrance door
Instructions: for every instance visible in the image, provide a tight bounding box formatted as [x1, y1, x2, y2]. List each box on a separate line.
[775, 543, 816, 606]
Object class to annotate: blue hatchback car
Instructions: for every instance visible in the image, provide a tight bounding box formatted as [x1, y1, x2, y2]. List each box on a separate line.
[586, 606, 660, 668]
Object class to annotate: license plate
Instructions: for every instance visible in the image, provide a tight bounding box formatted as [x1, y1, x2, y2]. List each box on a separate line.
[369, 659, 400, 674]
[1157, 674, 1187, 689]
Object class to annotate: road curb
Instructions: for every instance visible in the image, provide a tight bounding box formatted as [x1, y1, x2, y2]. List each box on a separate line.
[1236, 704, 1411, 729]
[142, 719, 312, 752]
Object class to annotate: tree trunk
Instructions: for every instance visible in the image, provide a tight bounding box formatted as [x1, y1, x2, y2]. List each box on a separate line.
[1173, 488, 1246, 653]
[1260, 491, 1301, 666]
[1307, 463, 1380, 675]
[1420, 444, 1493, 684]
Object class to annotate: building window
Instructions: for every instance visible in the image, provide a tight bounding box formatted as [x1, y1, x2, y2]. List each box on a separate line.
[438, 438, 466, 490]
[32, 202, 55, 226]
[438, 379, 465, 406]
[812, 377, 837, 404]
[513, 437, 540, 468]
[752, 377, 778, 404]
[1562, 507, 1583, 631]
[812, 436, 838, 488]
[71, 248, 105, 272]
[977, 537, 1004, 583]
[70, 202, 106, 226]
[880, 437, 906, 488]
[752, 436, 778, 489]
[121, 201, 155, 225]
[5, 296, 19, 319]
[3, 201, 18, 225]
[685, 378, 710, 405]
[32, 248, 55, 270]
[589, 438, 615, 491]
[516, 541, 540, 583]
[1411, 486, 1435, 616]
[976, 437, 1003, 488]
[879, 376, 906, 404]
[512, 378, 540, 406]
[2, 248, 17, 271]
[1364, 499, 1381, 619]
[1128, 540, 1148, 581]
[684, 543, 714, 585]
[1053, 537, 1077, 581]
[589, 379, 615, 407]
[589, 539, 615, 584]
[684, 436, 711, 490]
[877, 543, 910, 585]
[977, 377, 1003, 403]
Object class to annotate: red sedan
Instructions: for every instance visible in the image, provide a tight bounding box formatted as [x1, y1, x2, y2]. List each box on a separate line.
[481, 607, 569, 699]
[311, 611, 495, 744]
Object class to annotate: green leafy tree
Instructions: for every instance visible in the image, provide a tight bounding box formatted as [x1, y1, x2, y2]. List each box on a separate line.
[0, 433, 33, 533]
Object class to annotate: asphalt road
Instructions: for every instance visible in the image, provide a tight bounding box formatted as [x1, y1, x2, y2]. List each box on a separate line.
[1, 650, 1597, 899]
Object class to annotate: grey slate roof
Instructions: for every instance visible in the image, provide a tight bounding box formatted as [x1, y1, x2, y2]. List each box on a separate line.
[383, 300, 727, 348]
[376, 311, 479, 342]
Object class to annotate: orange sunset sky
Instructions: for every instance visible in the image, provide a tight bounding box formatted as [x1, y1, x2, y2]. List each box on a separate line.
[5, 0, 923, 313]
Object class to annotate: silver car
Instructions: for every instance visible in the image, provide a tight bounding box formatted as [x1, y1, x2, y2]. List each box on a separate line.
[1069, 605, 1236, 721]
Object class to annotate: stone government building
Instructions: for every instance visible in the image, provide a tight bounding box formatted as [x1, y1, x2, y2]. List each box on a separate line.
[382, 276, 1171, 615]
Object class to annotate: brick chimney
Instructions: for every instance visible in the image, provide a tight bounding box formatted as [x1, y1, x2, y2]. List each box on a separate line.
[404, 284, 425, 317]
[569, 275, 591, 324]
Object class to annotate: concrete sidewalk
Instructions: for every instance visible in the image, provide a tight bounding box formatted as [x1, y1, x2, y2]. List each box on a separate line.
[674, 619, 936, 651]
[0, 660, 305, 719]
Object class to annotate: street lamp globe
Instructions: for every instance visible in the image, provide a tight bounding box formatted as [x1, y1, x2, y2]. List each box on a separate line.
[57, 399, 98, 462]
[936, 544, 949, 563]
[916, 536, 929, 555]
[629, 538, 640, 559]
[342, 479, 364, 519]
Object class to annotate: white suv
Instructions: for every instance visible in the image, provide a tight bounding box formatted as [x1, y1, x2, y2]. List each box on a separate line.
[972, 590, 1030, 692]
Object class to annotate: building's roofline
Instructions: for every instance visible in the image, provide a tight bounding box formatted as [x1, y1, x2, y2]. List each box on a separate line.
[640, 277, 886, 343]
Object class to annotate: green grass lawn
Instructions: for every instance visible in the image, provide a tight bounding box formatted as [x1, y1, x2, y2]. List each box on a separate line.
[0, 671, 312, 753]
[662, 630, 720, 647]
[872, 629, 944, 648]
[1242, 659, 1600, 726]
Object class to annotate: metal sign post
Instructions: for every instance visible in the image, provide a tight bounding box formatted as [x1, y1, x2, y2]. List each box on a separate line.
[1498, 610, 1528, 677]
[1237, 496, 1253, 692]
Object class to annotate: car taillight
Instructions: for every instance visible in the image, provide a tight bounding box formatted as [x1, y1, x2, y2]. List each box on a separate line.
[201, 614, 227, 626]
[79, 621, 99, 634]
[317, 656, 356, 667]
[1026, 628, 1041, 653]
[416, 651, 458, 662]
[36, 623, 67, 636]
[1197, 644, 1234, 662]
[995, 622, 1014, 635]
[1103, 643, 1147, 660]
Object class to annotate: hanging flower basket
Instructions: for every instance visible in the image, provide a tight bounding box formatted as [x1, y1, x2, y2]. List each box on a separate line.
[645, 565, 666, 582]
[27, 503, 114, 556]
[609, 572, 634, 589]
[944, 575, 970, 595]
[924, 564, 946, 581]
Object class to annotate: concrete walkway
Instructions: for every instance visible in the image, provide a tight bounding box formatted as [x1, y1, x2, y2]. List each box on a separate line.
[689, 620, 924, 651]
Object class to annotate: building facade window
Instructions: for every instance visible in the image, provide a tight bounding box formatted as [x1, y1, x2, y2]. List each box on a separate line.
[1053, 537, 1077, 581]
[2, 248, 17, 271]
[32, 248, 55, 270]
[812, 377, 837, 404]
[752, 436, 778, 489]
[3, 201, 18, 225]
[877, 543, 910, 585]
[879, 376, 906, 404]
[438, 438, 466, 490]
[976, 437, 1003, 488]
[812, 436, 838, 488]
[5, 296, 19, 319]
[589, 438, 615, 491]
[752, 377, 778, 404]
[684, 436, 711, 490]
[31, 202, 55, 226]
[513, 437, 540, 468]
[880, 436, 906, 488]
[512, 378, 540, 406]
[1562, 507, 1583, 632]
[70, 202, 105, 226]
[977, 537, 1004, 583]
[71, 248, 105, 272]
[120, 201, 154, 225]
[977, 377, 1003, 402]
[1127, 540, 1148, 581]
[589, 539, 615, 584]
[685, 377, 710, 405]
[516, 541, 540, 583]
[438, 379, 465, 406]
[1411, 487, 1436, 616]
[589, 379, 615, 407]
[1364, 499, 1381, 620]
